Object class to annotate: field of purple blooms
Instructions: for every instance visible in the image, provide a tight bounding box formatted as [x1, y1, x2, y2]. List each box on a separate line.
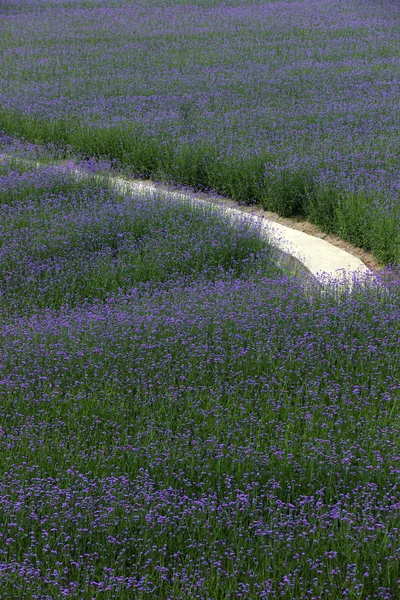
[0, 136, 400, 599]
[1, 0, 400, 264]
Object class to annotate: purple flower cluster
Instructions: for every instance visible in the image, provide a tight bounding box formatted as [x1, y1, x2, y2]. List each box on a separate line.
[0, 267, 399, 598]
[1, 0, 400, 262]
[0, 149, 273, 314]
[0, 140, 399, 598]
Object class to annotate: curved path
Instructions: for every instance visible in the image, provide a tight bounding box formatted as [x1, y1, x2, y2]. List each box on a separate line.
[107, 174, 373, 287]
[0, 151, 375, 287]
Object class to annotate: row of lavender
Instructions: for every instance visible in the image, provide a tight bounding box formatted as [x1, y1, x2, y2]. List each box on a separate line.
[1, 0, 400, 263]
[1, 137, 400, 598]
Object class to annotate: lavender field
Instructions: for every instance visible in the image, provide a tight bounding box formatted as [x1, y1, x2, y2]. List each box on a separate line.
[1, 1, 400, 599]
[1, 0, 400, 263]
[0, 135, 400, 599]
